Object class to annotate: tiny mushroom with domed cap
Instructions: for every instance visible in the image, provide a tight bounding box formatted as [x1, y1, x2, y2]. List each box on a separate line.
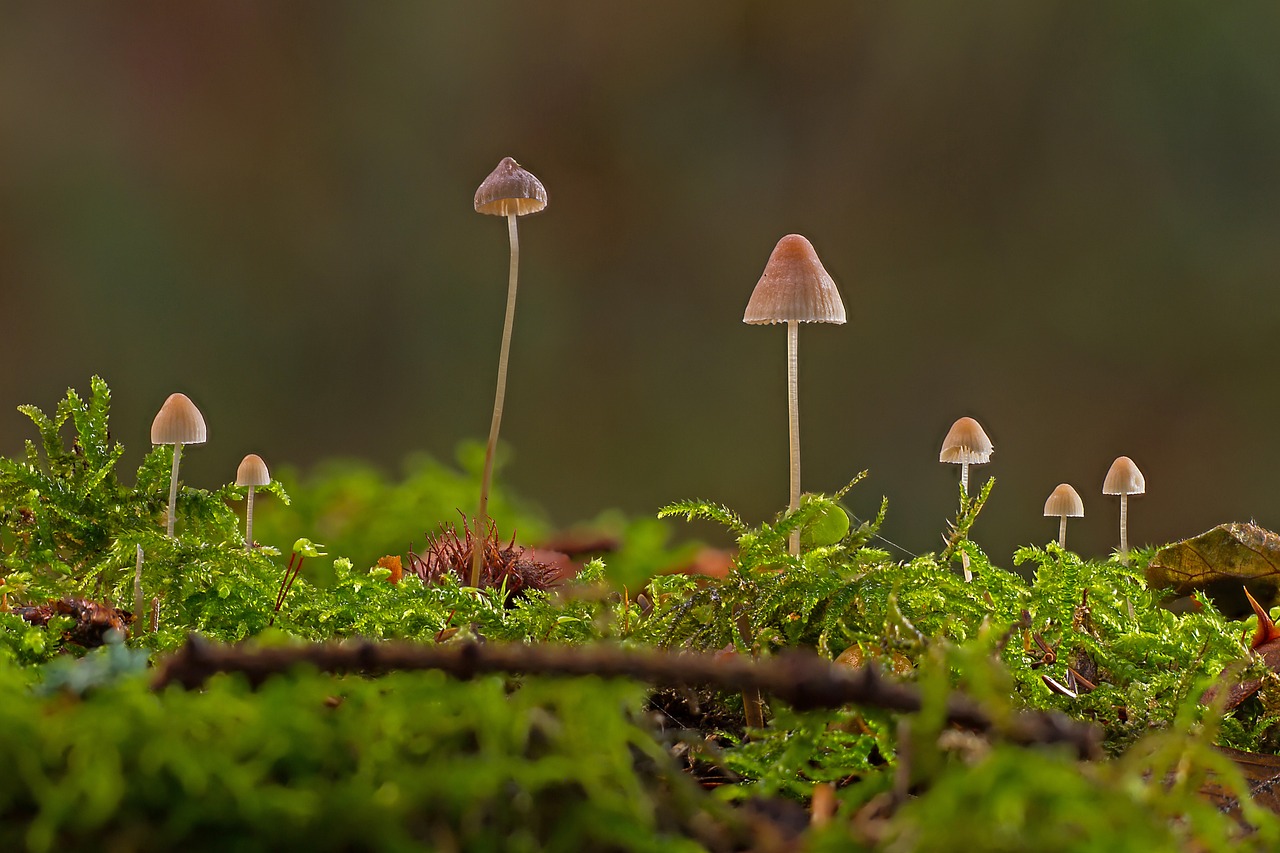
[236, 454, 270, 550]
[743, 234, 846, 557]
[939, 417, 993, 495]
[1103, 456, 1145, 565]
[1044, 483, 1084, 549]
[150, 393, 207, 538]
[939, 416, 993, 582]
[471, 157, 548, 588]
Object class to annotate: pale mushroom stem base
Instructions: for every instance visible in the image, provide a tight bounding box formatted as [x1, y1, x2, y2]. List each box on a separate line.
[166, 442, 183, 538]
[1059, 516, 1068, 549]
[245, 488, 256, 550]
[1119, 493, 1129, 565]
[473, 213, 521, 587]
[959, 462, 972, 581]
[787, 320, 800, 557]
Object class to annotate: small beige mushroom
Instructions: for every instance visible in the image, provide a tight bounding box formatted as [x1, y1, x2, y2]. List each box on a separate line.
[236, 454, 270, 549]
[1103, 456, 1145, 564]
[1043, 483, 1084, 549]
[151, 393, 207, 538]
[472, 157, 548, 587]
[939, 417, 993, 494]
[743, 234, 847, 556]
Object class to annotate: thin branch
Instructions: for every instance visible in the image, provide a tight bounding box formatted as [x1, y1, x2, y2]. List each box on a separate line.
[153, 637, 1100, 759]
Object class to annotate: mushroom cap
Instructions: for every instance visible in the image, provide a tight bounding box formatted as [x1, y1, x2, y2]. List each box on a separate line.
[474, 157, 548, 216]
[1103, 456, 1145, 495]
[1044, 483, 1084, 518]
[150, 393, 207, 445]
[939, 416, 993, 464]
[236, 453, 270, 487]
[743, 234, 847, 325]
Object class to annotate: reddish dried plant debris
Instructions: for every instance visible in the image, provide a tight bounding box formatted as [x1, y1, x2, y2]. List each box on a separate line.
[1202, 587, 1280, 709]
[407, 516, 559, 601]
[13, 597, 134, 646]
[376, 555, 403, 585]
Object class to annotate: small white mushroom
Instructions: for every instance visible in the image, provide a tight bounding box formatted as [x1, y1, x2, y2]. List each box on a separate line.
[743, 234, 847, 556]
[236, 453, 270, 549]
[939, 417, 994, 495]
[1043, 483, 1084, 549]
[1103, 456, 1145, 565]
[150, 393, 207, 538]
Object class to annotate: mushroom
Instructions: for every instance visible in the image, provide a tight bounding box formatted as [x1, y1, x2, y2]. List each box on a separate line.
[743, 234, 847, 556]
[1103, 456, 1145, 565]
[471, 156, 548, 587]
[150, 393, 207, 538]
[236, 453, 270, 549]
[939, 416, 993, 582]
[939, 417, 994, 495]
[1043, 483, 1084, 549]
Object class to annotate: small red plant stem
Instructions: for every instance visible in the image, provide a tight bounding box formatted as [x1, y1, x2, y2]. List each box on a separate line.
[270, 553, 305, 626]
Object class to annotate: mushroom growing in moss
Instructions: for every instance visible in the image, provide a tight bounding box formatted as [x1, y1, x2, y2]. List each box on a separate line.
[743, 234, 846, 556]
[150, 393, 207, 538]
[472, 156, 548, 587]
[1043, 483, 1084, 549]
[236, 453, 270, 549]
[1103, 456, 1145, 565]
[939, 417, 993, 495]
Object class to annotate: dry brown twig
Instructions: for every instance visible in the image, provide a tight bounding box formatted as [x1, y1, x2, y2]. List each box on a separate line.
[153, 637, 1100, 760]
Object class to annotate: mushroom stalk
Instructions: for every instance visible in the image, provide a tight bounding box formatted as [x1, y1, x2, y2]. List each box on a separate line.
[787, 320, 801, 557]
[1058, 516, 1068, 549]
[1119, 493, 1129, 564]
[245, 487, 256, 549]
[166, 442, 183, 538]
[473, 212, 521, 587]
[960, 461, 969, 495]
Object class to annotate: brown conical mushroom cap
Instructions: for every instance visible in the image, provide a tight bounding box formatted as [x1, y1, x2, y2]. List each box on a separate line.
[151, 393, 207, 445]
[474, 157, 548, 216]
[1103, 456, 1145, 495]
[743, 234, 846, 325]
[1044, 483, 1084, 518]
[236, 453, 270, 487]
[939, 417, 993, 464]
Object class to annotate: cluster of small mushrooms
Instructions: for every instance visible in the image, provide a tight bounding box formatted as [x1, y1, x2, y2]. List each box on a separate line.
[143, 158, 1151, 585]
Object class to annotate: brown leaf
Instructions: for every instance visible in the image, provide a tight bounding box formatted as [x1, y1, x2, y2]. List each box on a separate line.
[1147, 523, 1280, 602]
[1203, 746, 1280, 819]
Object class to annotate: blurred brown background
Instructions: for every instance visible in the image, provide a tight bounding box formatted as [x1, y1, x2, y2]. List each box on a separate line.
[2, 1, 1279, 562]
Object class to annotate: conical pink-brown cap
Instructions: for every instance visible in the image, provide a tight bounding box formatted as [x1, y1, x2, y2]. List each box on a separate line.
[236, 453, 270, 487]
[939, 417, 993, 464]
[474, 157, 548, 216]
[150, 393, 207, 445]
[1044, 483, 1084, 518]
[1103, 456, 1145, 495]
[743, 234, 846, 325]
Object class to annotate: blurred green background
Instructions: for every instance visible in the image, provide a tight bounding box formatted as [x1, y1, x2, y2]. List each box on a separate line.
[2, 1, 1279, 562]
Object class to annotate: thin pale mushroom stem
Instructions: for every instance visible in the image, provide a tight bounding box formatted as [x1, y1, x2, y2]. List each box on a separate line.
[959, 461, 972, 581]
[1119, 493, 1129, 565]
[244, 487, 256, 550]
[787, 320, 801, 557]
[960, 461, 969, 495]
[166, 442, 183, 538]
[133, 544, 144, 621]
[473, 212, 521, 587]
[1058, 516, 1068, 549]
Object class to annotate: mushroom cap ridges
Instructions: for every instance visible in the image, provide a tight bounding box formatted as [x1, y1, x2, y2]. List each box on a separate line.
[1044, 483, 1084, 518]
[474, 157, 548, 216]
[151, 393, 207, 445]
[1103, 456, 1145, 495]
[939, 416, 993, 464]
[743, 234, 846, 325]
[236, 453, 270, 487]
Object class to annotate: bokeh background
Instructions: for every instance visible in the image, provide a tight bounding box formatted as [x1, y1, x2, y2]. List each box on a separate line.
[3, 1, 1280, 562]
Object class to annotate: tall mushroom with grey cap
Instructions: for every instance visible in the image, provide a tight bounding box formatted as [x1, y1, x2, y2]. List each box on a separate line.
[150, 393, 207, 538]
[237, 453, 270, 549]
[1043, 483, 1084, 549]
[471, 157, 548, 587]
[939, 416, 993, 581]
[743, 234, 846, 557]
[1103, 456, 1145, 565]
